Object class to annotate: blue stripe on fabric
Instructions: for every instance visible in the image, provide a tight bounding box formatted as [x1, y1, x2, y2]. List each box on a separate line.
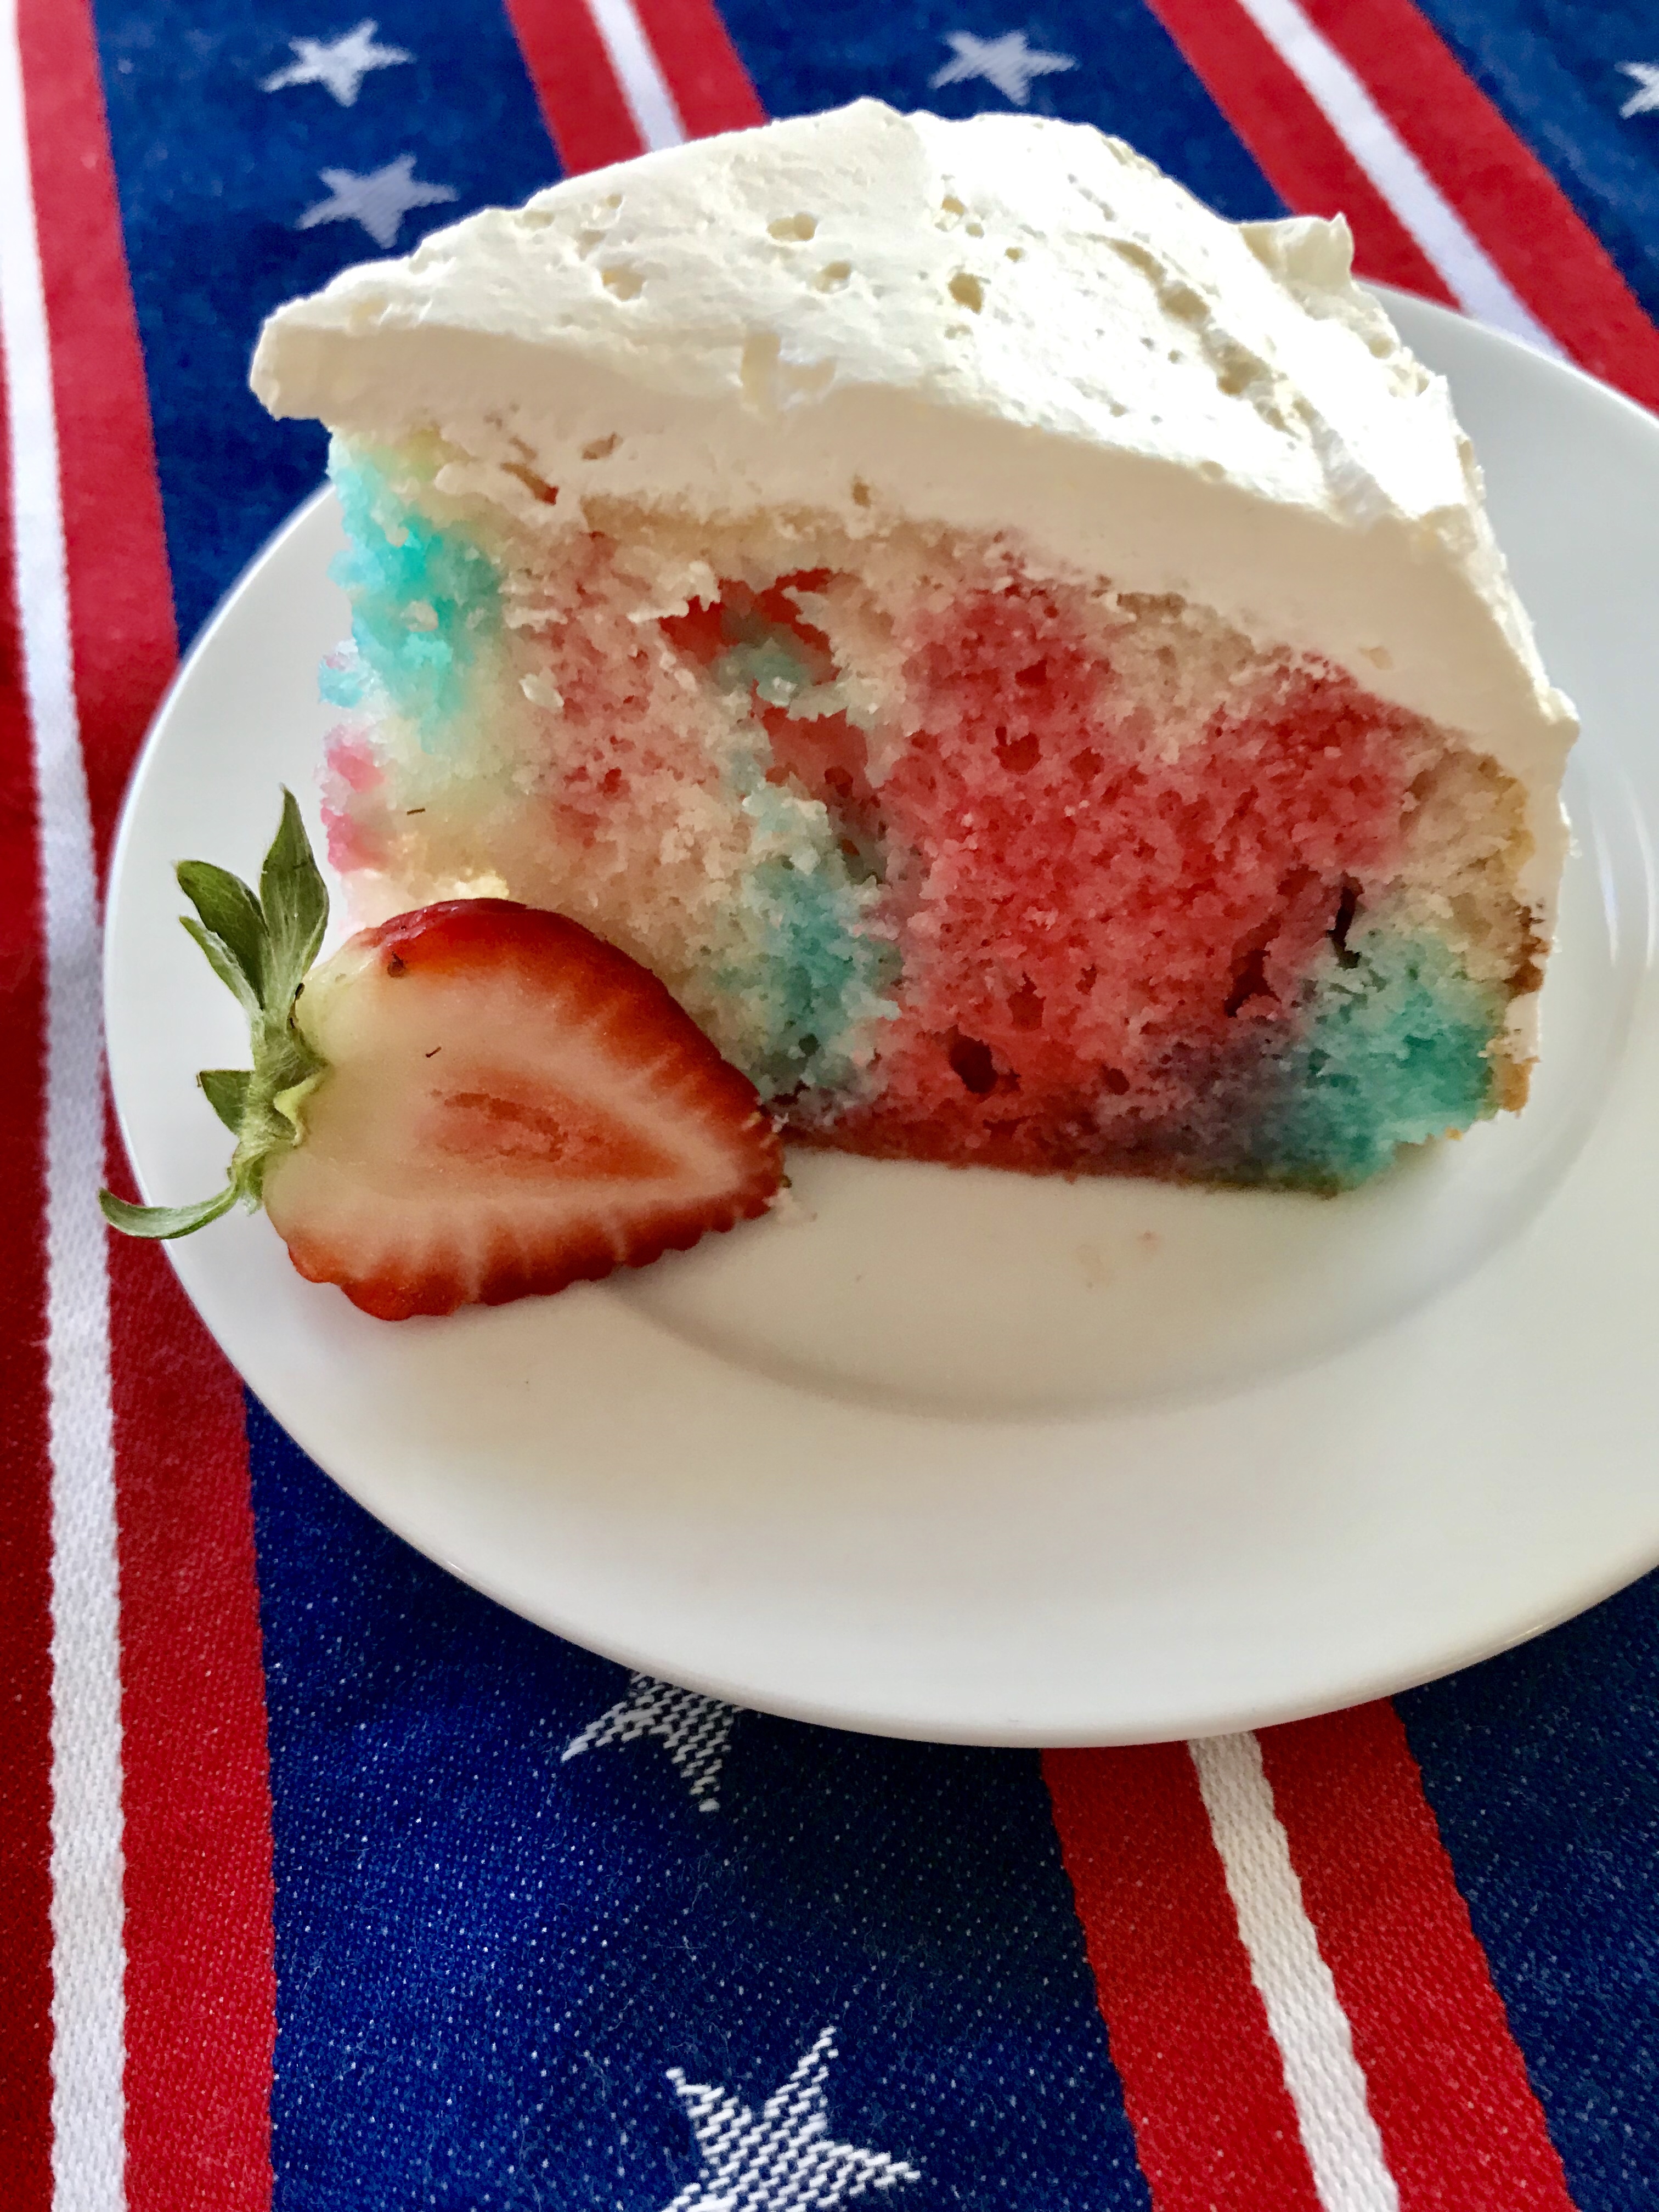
[247, 1400, 1152, 2212]
[1397, 1568, 1659, 2212]
[87, 0, 561, 645]
[712, 0, 1285, 224]
[1410, 0, 1659, 330]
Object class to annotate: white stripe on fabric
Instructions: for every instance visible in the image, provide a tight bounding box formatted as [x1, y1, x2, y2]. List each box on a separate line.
[0, 4, 129, 2208]
[1190, 1733, 1397, 2212]
[1230, 0, 1564, 358]
[584, 0, 686, 151]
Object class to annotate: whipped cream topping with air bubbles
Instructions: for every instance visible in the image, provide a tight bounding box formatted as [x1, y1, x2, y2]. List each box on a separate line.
[252, 98, 1575, 908]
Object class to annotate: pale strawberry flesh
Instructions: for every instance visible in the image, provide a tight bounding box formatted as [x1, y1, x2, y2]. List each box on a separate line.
[262, 900, 783, 1319]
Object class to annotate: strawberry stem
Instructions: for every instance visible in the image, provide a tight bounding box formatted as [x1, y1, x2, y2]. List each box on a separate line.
[99, 1186, 241, 1240]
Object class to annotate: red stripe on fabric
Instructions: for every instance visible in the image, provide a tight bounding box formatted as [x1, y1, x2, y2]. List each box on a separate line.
[18, 3, 278, 2204]
[0, 331, 57, 2212]
[1140, 0, 1455, 303]
[104, 1166, 278, 2212]
[14, 0, 174, 871]
[1296, 0, 1659, 411]
[1259, 1706, 1576, 2212]
[1044, 1746, 1323, 2212]
[630, 0, 764, 138]
[502, 0, 647, 176]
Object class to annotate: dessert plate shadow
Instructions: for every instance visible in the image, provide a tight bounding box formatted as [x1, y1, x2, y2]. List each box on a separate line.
[106, 293, 1659, 1745]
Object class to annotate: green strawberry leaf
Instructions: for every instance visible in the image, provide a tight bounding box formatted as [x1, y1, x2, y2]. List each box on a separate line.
[198, 1067, 252, 1132]
[99, 1185, 240, 1239]
[177, 860, 268, 1004]
[180, 915, 262, 1020]
[261, 788, 329, 1009]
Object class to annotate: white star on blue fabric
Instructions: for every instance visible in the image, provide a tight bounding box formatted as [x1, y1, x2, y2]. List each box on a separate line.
[1618, 63, 1659, 117]
[262, 19, 410, 105]
[296, 156, 456, 250]
[930, 29, 1075, 107]
[662, 2027, 920, 2212]
[562, 1672, 737, 1813]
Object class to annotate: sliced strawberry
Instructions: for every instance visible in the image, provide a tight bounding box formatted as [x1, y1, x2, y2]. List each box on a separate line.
[262, 900, 783, 1319]
[100, 797, 782, 1316]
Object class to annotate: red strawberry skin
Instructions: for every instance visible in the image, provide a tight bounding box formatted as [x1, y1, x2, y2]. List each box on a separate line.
[262, 901, 783, 1319]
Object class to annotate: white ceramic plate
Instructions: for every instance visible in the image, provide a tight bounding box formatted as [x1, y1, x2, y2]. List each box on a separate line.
[106, 293, 1659, 1745]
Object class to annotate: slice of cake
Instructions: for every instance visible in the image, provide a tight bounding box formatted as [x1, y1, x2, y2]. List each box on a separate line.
[251, 99, 1575, 1190]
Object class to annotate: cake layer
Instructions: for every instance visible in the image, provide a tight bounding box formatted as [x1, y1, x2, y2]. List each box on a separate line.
[315, 439, 1536, 1189]
[252, 100, 1575, 928]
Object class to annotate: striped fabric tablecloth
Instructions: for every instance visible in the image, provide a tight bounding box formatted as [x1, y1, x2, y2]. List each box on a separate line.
[3, 2, 1657, 2208]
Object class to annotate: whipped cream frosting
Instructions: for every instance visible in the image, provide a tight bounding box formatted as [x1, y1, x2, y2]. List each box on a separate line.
[252, 98, 1574, 904]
